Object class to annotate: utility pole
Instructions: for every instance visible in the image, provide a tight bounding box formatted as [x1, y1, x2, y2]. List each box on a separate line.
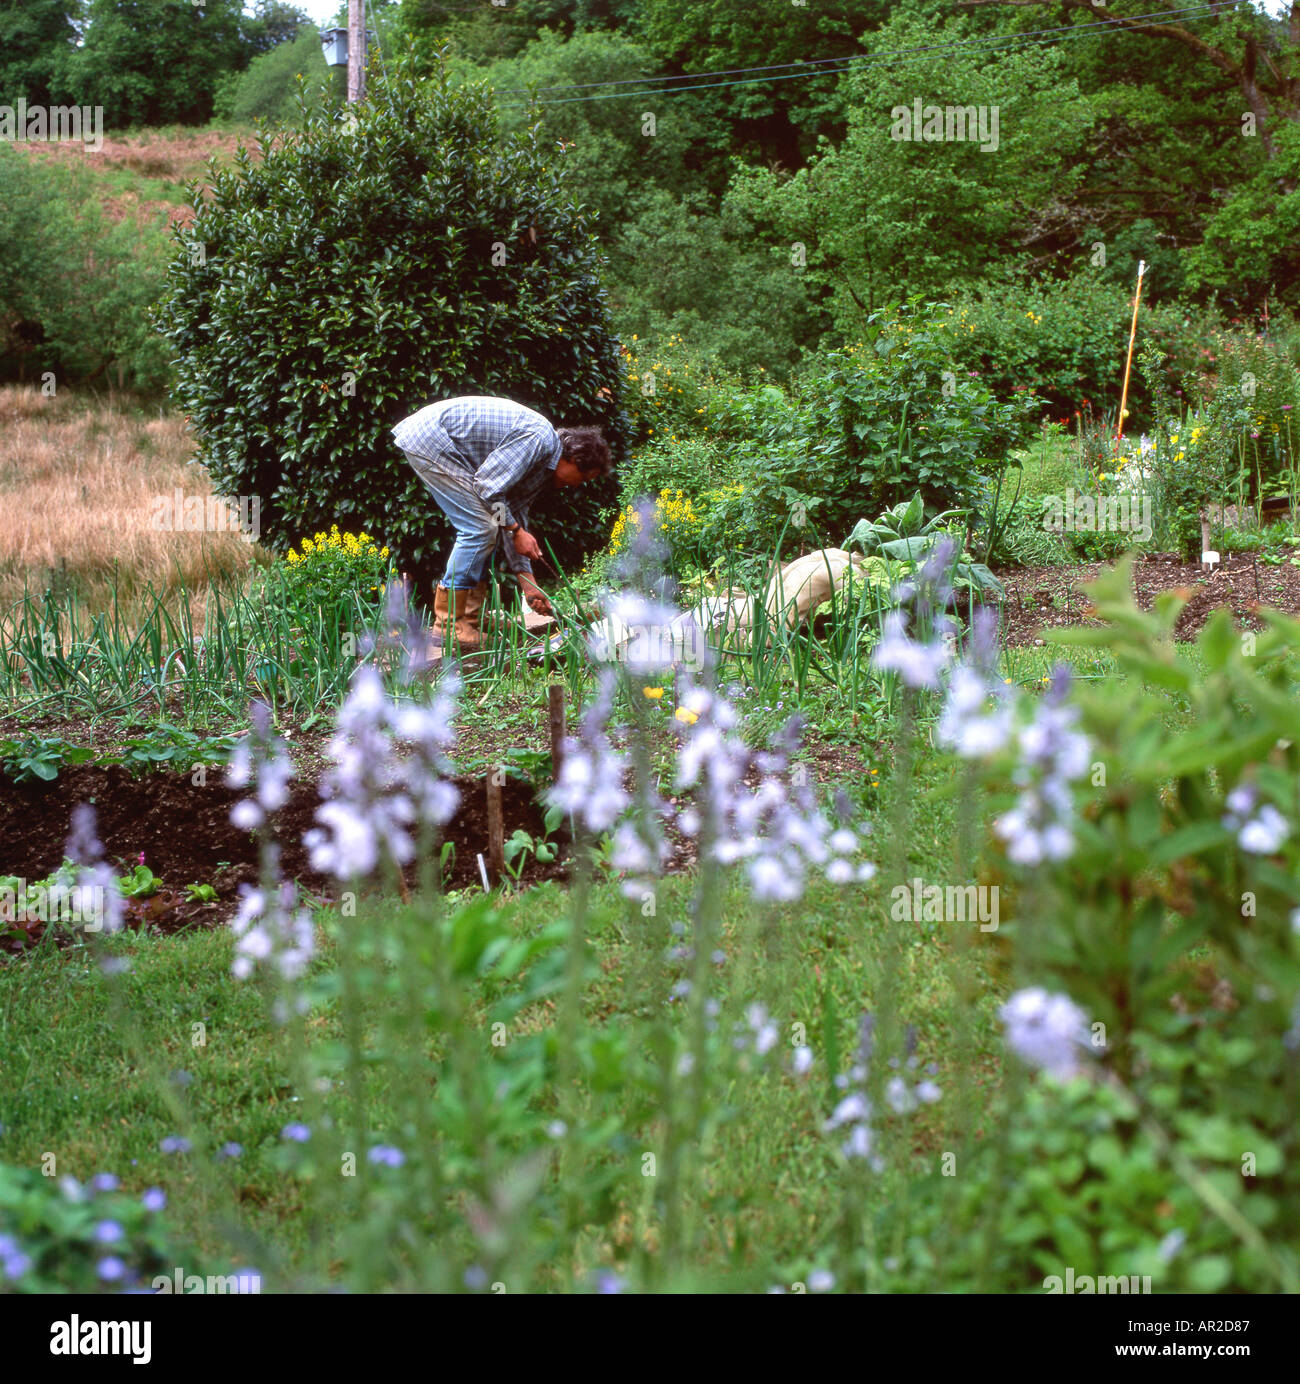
[347, 0, 365, 104]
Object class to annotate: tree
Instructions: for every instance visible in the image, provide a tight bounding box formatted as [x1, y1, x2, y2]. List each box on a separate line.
[639, 0, 892, 163]
[212, 26, 336, 126]
[956, 0, 1300, 160]
[158, 55, 629, 588]
[450, 26, 723, 229]
[1185, 122, 1300, 308]
[242, 0, 312, 54]
[66, 0, 248, 127]
[727, 14, 1098, 333]
[0, 0, 79, 107]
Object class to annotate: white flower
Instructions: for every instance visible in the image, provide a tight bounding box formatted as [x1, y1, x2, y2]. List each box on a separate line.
[842, 1123, 875, 1160]
[1000, 987, 1091, 1080]
[808, 1269, 835, 1293]
[305, 802, 378, 878]
[1157, 1228, 1186, 1263]
[885, 1076, 916, 1114]
[824, 1092, 870, 1131]
[1225, 785, 1256, 816]
[750, 854, 800, 901]
[1238, 804, 1289, 855]
[937, 665, 1013, 758]
[792, 1046, 814, 1076]
[231, 799, 263, 831]
[871, 611, 949, 689]
[825, 858, 853, 885]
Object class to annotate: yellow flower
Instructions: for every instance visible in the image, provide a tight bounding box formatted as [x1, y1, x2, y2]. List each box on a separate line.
[674, 708, 698, 725]
[643, 687, 665, 700]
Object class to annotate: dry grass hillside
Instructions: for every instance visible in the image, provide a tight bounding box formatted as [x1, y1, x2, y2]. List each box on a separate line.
[14, 126, 267, 230]
[0, 386, 255, 622]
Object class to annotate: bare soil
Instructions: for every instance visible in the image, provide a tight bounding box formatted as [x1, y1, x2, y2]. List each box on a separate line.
[0, 763, 563, 954]
[994, 551, 1300, 645]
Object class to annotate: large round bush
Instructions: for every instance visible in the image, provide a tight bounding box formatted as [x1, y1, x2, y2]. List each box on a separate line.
[159, 57, 629, 588]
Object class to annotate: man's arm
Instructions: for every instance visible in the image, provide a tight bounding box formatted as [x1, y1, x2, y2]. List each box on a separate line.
[497, 505, 553, 616]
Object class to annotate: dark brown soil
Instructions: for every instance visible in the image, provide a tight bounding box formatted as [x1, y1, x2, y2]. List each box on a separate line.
[0, 763, 563, 953]
[994, 551, 1300, 646]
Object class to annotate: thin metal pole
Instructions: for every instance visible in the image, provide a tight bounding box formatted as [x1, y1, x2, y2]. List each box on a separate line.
[1116, 259, 1145, 447]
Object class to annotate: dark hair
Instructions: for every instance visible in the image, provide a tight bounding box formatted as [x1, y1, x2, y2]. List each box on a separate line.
[557, 425, 612, 477]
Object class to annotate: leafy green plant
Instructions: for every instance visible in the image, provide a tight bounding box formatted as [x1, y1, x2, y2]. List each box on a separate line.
[798, 303, 1036, 528]
[185, 883, 218, 904]
[261, 526, 394, 633]
[844, 491, 1003, 597]
[0, 735, 95, 783]
[501, 828, 558, 886]
[944, 556, 1300, 1290]
[111, 723, 242, 776]
[117, 864, 161, 900]
[0, 1162, 189, 1294]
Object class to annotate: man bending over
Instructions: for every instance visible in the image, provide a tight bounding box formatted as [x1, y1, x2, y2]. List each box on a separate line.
[393, 395, 610, 651]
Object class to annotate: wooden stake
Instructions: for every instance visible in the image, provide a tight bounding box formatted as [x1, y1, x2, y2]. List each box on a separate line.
[486, 768, 505, 881]
[1116, 259, 1146, 447]
[347, 0, 365, 104]
[547, 683, 566, 782]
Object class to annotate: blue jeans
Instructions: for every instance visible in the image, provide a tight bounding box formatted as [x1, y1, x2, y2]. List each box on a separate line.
[403, 449, 530, 590]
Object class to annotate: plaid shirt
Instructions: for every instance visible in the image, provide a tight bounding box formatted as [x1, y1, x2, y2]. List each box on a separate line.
[392, 396, 561, 531]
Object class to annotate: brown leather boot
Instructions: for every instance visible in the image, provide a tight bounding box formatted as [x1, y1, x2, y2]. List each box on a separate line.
[430, 585, 484, 652]
[452, 580, 488, 650]
[430, 585, 455, 645]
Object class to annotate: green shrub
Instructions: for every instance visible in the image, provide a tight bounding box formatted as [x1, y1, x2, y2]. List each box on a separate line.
[991, 507, 1073, 568]
[1197, 330, 1300, 502]
[614, 433, 741, 503]
[946, 275, 1212, 434]
[619, 332, 741, 448]
[0, 146, 171, 389]
[795, 303, 1034, 534]
[937, 562, 1300, 1291]
[158, 54, 629, 593]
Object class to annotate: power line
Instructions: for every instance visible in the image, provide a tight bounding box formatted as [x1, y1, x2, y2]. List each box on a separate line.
[497, 4, 1228, 108]
[507, 3, 1225, 95]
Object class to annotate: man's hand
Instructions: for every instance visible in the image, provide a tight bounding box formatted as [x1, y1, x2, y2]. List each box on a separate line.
[517, 573, 553, 617]
[511, 527, 543, 561]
